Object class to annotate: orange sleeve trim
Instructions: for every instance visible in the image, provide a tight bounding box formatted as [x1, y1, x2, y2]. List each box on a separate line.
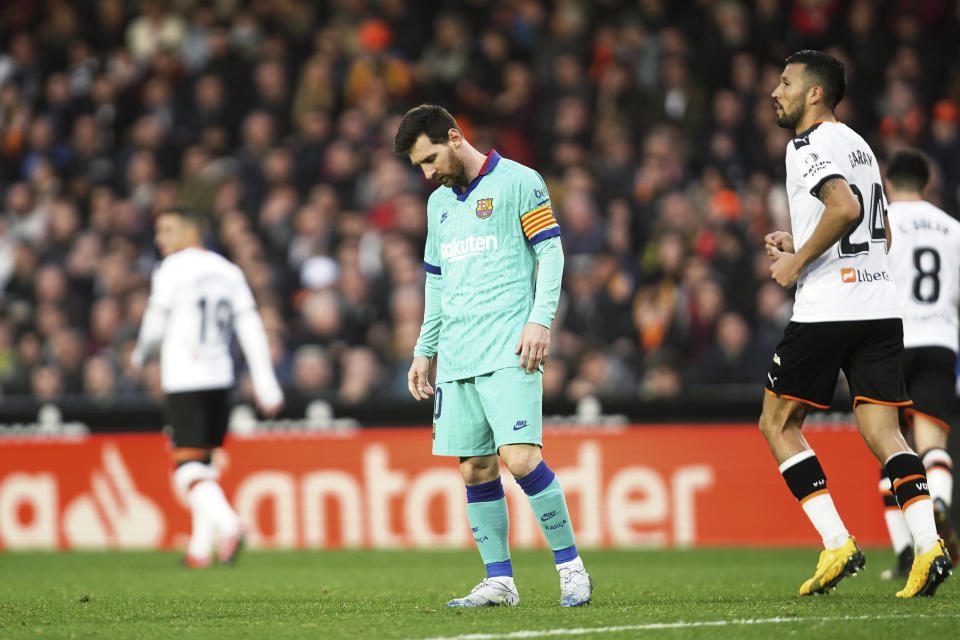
[884, 506, 902, 512]
[901, 495, 930, 510]
[880, 490, 894, 497]
[800, 489, 829, 504]
[892, 474, 925, 491]
[852, 395, 913, 409]
[765, 387, 830, 409]
[903, 408, 951, 434]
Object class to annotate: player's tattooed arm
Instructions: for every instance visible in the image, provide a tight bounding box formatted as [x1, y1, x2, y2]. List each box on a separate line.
[816, 176, 843, 202]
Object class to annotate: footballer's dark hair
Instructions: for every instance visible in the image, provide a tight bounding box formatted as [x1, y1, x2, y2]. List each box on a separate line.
[886, 149, 930, 192]
[393, 104, 462, 154]
[784, 50, 846, 110]
[158, 203, 209, 231]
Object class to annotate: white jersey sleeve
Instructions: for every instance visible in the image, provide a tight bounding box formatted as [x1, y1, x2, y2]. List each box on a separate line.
[784, 122, 899, 322]
[887, 201, 960, 352]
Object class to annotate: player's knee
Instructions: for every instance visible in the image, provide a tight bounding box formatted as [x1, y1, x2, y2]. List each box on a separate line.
[758, 412, 786, 441]
[500, 445, 542, 479]
[459, 456, 499, 484]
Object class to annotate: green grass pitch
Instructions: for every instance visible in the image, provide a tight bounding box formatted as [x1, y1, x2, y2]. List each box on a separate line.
[0, 548, 956, 639]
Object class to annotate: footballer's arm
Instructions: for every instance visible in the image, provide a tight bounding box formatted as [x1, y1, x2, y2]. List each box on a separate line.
[409, 272, 441, 401]
[130, 304, 168, 368]
[770, 177, 860, 287]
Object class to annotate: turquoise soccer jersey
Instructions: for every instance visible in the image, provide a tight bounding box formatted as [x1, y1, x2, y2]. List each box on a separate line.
[415, 151, 561, 384]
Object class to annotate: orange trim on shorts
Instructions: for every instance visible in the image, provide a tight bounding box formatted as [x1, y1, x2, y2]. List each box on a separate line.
[800, 489, 829, 504]
[892, 474, 925, 491]
[852, 395, 913, 409]
[901, 495, 930, 510]
[173, 447, 211, 462]
[884, 506, 902, 512]
[903, 408, 951, 434]
[765, 387, 830, 409]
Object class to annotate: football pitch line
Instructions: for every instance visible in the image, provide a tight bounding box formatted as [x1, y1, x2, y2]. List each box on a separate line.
[410, 613, 960, 640]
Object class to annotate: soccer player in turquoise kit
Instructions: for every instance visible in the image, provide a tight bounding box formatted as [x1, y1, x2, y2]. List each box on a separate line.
[395, 104, 593, 608]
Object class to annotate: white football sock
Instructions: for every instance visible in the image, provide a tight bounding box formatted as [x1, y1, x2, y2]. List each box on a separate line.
[879, 476, 913, 553]
[903, 498, 940, 555]
[186, 486, 215, 559]
[801, 493, 849, 550]
[193, 479, 241, 537]
[922, 449, 953, 506]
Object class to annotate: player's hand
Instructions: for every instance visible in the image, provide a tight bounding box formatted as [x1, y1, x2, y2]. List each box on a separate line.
[407, 355, 435, 401]
[515, 322, 550, 373]
[764, 231, 794, 258]
[770, 250, 803, 288]
[256, 397, 284, 418]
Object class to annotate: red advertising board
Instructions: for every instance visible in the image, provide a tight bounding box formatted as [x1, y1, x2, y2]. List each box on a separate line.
[0, 424, 889, 550]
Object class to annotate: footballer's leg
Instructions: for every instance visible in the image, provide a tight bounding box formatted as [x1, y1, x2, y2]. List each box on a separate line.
[205, 389, 244, 564]
[878, 468, 914, 580]
[173, 446, 217, 567]
[847, 325, 952, 596]
[912, 413, 958, 565]
[482, 368, 591, 607]
[855, 403, 951, 596]
[168, 391, 220, 567]
[759, 392, 863, 595]
[437, 379, 518, 608]
[501, 444, 592, 607]
[448, 455, 519, 607]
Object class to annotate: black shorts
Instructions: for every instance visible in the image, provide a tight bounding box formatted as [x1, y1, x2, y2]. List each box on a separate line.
[166, 388, 230, 449]
[764, 318, 911, 410]
[901, 346, 957, 432]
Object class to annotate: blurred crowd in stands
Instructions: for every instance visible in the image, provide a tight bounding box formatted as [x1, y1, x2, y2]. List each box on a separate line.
[1, 0, 959, 409]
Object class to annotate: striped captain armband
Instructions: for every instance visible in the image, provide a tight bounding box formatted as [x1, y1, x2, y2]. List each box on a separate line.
[520, 202, 561, 245]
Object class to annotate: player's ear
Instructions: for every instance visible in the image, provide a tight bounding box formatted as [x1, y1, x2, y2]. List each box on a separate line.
[448, 128, 462, 147]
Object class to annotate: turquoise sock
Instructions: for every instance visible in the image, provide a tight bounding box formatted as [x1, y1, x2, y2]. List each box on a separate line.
[516, 461, 577, 562]
[465, 478, 512, 577]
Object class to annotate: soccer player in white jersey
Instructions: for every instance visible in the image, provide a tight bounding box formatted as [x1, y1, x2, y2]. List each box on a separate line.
[131, 205, 283, 567]
[762, 50, 951, 597]
[876, 149, 960, 578]
[395, 105, 592, 608]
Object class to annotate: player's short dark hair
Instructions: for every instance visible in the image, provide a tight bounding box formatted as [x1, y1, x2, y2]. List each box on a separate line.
[886, 149, 930, 192]
[393, 104, 462, 155]
[784, 50, 846, 109]
[158, 203, 208, 231]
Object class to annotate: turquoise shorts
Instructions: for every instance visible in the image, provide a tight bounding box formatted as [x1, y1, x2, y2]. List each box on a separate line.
[432, 367, 543, 457]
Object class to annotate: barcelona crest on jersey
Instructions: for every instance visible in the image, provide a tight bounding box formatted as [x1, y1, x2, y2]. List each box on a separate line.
[475, 198, 494, 219]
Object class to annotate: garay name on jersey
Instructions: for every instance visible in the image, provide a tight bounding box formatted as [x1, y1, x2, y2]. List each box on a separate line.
[847, 149, 873, 169]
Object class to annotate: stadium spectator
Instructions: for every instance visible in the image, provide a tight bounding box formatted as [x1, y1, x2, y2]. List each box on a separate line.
[0, 1, 959, 410]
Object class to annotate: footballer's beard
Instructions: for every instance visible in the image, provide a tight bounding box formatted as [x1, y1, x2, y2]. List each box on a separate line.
[436, 158, 469, 188]
[774, 100, 802, 130]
